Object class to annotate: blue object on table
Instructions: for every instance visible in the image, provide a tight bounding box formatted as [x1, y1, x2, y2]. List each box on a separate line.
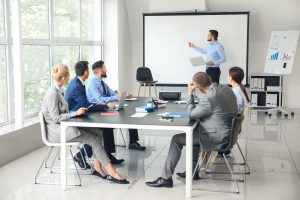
[165, 112, 187, 118]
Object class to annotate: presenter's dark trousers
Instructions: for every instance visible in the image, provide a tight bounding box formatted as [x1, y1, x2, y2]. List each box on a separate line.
[206, 67, 221, 84]
[80, 129, 139, 158]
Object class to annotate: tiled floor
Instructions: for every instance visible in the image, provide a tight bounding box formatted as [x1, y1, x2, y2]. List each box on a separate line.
[0, 109, 300, 200]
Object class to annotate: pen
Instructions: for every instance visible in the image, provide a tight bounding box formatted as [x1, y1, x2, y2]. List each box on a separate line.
[87, 104, 93, 109]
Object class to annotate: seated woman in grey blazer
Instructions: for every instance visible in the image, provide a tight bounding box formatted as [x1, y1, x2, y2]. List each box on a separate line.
[42, 64, 129, 184]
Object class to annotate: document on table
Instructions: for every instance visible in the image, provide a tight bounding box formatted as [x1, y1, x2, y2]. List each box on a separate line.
[125, 98, 138, 101]
[131, 113, 148, 118]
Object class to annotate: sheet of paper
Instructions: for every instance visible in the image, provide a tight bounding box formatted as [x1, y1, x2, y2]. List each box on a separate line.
[125, 98, 138, 101]
[131, 113, 148, 118]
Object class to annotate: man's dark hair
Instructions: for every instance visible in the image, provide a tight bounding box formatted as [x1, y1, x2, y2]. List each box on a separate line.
[192, 72, 212, 88]
[209, 30, 219, 40]
[74, 61, 89, 76]
[92, 60, 104, 70]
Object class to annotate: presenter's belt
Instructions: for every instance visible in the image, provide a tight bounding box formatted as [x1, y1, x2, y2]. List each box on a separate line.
[206, 64, 220, 68]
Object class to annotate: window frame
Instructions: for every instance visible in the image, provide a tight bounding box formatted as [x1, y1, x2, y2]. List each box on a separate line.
[0, 0, 13, 125]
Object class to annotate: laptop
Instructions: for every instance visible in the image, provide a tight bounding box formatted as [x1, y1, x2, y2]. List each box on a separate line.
[107, 91, 127, 111]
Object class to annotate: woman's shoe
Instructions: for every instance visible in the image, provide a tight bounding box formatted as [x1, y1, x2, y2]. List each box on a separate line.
[92, 170, 107, 179]
[107, 175, 129, 184]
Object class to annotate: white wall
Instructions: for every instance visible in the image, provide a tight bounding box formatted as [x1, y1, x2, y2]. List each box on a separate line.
[103, 0, 119, 90]
[118, 0, 132, 92]
[121, 0, 300, 107]
[0, 124, 43, 166]
[103, 0, 132, 92]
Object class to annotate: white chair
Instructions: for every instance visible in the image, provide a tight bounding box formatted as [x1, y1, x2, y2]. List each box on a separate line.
[35, 112, 87, 186]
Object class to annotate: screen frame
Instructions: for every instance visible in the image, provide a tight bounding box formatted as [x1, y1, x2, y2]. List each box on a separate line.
[143, 11, 250, 86]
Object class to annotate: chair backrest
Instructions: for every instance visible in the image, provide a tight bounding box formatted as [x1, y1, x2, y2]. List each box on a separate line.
[220, 114, 245, 152]
[39, 111, 53, 146]
[136, 67, 154, 82]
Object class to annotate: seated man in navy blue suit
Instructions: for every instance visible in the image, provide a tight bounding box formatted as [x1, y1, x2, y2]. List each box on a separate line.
[65, 61, 125, 168]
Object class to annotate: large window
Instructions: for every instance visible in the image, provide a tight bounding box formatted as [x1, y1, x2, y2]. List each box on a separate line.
[1, 0, 103, 123]
[23, 45, 50, 116]
[53, 46, 79, 78]
[53, 0, 80, 38]
[21, 0, 49, 39]
[0, 0, 4, 38]
[81, 46, 102, 66]
[82, 0, 102, 41]
[0, 0, 8, 124]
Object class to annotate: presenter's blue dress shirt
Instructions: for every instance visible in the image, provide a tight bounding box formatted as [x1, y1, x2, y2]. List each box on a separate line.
[195, 41, 226, 67]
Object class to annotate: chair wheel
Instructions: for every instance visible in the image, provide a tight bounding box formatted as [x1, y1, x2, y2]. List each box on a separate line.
[291, 112, 295, 116]
[278, 111, 282, 115]
[284, 114, 288, 118]
[268, 114, 272, 117]
[265, 111, 268, 115]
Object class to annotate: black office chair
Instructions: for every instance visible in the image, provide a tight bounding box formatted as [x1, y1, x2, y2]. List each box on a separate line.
[136, 67, 158, 97]
[192, 114, 245, 194]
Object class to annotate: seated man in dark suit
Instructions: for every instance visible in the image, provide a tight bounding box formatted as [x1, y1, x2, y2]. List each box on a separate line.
[65, 61, 125, 168]
[86, 60, 146, 151]
[146, 72, 238, 188]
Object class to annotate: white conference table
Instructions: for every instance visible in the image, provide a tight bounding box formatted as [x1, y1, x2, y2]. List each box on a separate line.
[60, 98, 198, 198]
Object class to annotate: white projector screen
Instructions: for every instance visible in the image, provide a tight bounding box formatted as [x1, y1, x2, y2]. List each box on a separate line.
[143, 12, 249, 85]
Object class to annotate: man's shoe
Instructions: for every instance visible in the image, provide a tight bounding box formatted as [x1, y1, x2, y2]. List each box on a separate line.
[73, 153, 91, 169]
[129, 142, 146, 151]
[176, 171, 201, 180]
[108, 154, 125, 165]
[146, 177, 173, 188]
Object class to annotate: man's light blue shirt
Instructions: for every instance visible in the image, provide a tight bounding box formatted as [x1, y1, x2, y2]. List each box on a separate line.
[195, 41, 226, 67]
[86, 76, 118, 104]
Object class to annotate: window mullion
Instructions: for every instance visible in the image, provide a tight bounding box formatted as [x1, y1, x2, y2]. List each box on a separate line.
[4, 0, 13, 123]
[11, 0, 24, 124]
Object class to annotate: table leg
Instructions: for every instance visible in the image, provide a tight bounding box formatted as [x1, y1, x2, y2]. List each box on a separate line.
[61, 124, 67, 190]
[185, 128, 193, 198]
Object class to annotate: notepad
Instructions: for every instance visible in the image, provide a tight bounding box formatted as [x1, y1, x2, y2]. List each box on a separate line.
[131, 113, 148, 118]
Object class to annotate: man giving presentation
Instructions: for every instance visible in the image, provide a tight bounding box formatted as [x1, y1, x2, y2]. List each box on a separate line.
[189, 30, 226, 84]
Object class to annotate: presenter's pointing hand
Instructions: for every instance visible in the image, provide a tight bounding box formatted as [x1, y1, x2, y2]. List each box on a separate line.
[188, 42, 195, 48]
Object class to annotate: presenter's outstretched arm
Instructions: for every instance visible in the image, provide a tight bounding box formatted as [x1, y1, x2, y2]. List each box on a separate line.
[188, 42, 207, 54]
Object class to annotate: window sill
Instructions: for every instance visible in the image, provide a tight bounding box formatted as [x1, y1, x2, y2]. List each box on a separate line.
[0, 115, 39, 136]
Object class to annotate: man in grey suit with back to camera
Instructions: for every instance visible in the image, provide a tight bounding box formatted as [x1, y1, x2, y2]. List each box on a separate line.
[146, 72, 238, 188]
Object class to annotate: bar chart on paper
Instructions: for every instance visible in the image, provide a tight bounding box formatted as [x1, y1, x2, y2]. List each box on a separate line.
[281, 53, 291, 61]
[269, 52, 279, 60]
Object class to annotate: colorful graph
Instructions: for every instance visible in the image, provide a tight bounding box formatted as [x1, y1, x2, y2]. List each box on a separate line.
[270, 52, 279, 60]
[281, 53, 291, 61]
